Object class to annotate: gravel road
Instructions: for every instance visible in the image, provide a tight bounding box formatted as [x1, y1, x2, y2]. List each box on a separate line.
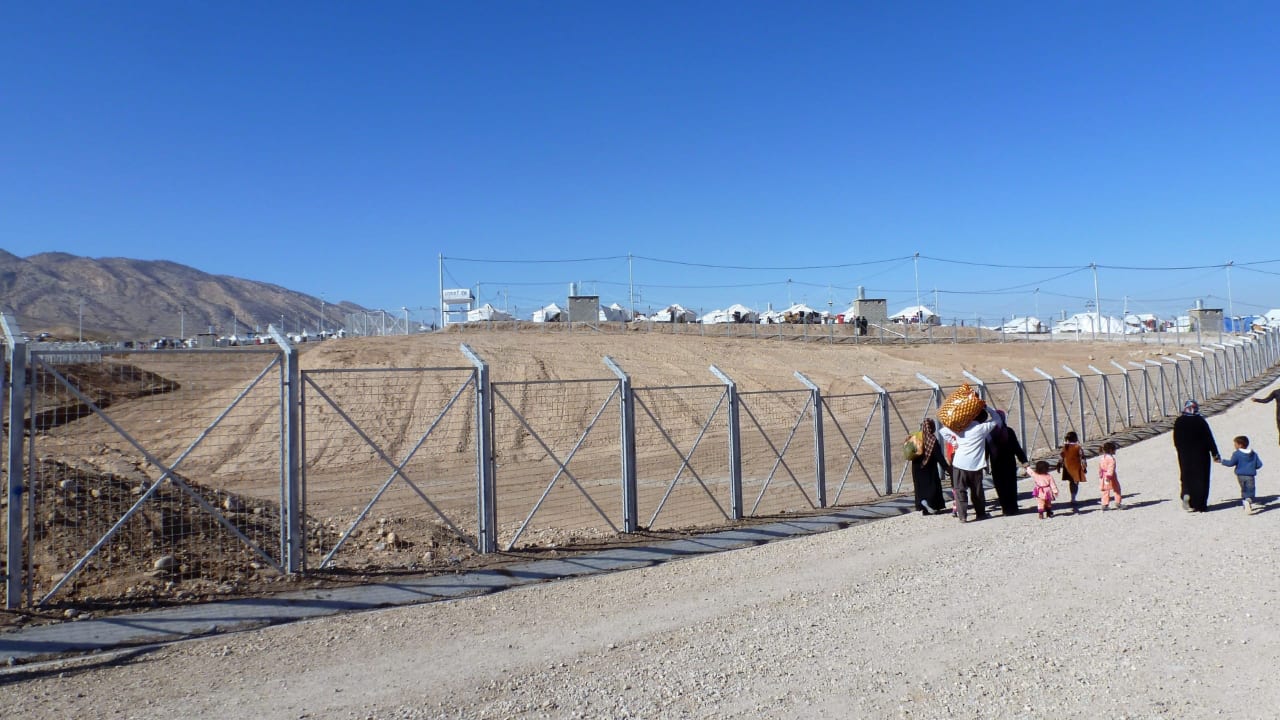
[4, 383, 1279, 720]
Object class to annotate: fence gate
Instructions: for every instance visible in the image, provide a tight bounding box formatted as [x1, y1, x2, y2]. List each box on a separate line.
[633, 384, 733, 530]
[737, 389, 819, 516]
[300, 367, 480, 570]
[491, 379, 623, 550]
[25, 348, 285, 606]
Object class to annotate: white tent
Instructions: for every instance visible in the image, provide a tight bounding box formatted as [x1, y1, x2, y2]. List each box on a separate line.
[779, 303, 822, 324]
[999, 316, 1046, 334]
[1051, 312, 1125, 334]
[599, 303, 632, 322]
[653, 304, 696, 323]
[890, 305, 938, 324]
[466, 304, 514, 322]
[701, 303, 758, 324]
[1124, 313, 1158, 333]
[1263, 309, 1280, 328]
[532, 303, 563, 323]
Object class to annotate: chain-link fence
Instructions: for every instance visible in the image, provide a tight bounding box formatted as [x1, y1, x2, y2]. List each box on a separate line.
[3, 320, 1276, 608]
[491, 379, 624, 550]
[24, 348, 285, 606]
[300, 367, 480, 571]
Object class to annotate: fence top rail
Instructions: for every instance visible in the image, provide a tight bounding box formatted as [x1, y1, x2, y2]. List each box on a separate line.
[739, 388, 810, 397]
[635, 383, 726, 392]
[51, 347, 284, 357]
[303, 366, 474, 375]
[491, 377, 619, 387]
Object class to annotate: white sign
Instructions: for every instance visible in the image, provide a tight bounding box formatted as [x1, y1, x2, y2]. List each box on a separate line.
[442, 288, 474, 303]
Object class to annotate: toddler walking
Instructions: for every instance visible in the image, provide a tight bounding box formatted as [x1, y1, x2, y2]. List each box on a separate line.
[1098, 441, 1122, 510]
[1220, 435, 1263, 514]
[1056, 431, 1087, 513]
[1030, 460, 1059, 519]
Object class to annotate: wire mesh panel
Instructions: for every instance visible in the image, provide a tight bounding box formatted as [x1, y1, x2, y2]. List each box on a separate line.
[301, 367, 479, 571]
[1017, 378, 1060, 458]
[821, 392, 887, 504]
[492, 379, 623, 550]
[26, 348, 284, 606]
[633, 384, 732, 531]
[738, 389, 818, 516]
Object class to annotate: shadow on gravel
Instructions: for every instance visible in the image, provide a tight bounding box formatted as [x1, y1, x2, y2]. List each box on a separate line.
[0, 646, 160, 686]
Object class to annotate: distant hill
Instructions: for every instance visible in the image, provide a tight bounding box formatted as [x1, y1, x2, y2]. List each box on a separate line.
[0, 250, 368, 340]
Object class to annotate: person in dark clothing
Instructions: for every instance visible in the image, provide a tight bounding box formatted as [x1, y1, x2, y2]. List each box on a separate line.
[1251, 389, 1280, 445]
[911, 418, 950, 515]
[1173, 399, 1221, 512]
[987, 410, 1029, 515]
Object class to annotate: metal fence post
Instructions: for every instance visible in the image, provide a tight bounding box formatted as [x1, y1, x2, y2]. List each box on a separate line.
[861, 376, 894, 495]
[1175, 354, 1196, 401]
[1000, 369, 1028, 443]
[1145, 360, 1168, 415]
[1088, 365, 1111, 435]
[1062, 365, 1086, 441]
[1128, 362, 1154, 419]
[268, 326, 303, 573]
[461, 344, 497, 553]
[2, 314, 26, 609]
[917, 372, 945, 413]
[604, 357, 638, 532]
[710, 365, 743, 521]
[1109, 361, 1132, 427]
[1033, 367, 1061, 441]
[795, 371, 826, 508]
[962, 371, 987, 403]
[1162, 358, 1182, 408]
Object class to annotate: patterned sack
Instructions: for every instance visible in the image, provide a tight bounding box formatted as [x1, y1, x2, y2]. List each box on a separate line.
[902, 431, 923, 461]
[938, 384, 985, 432]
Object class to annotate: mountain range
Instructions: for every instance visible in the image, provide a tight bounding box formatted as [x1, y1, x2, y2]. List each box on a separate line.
[0, 250, 368, 340]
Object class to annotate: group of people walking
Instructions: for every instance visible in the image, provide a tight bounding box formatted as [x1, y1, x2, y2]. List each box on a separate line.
[910, 393, 1270, 521]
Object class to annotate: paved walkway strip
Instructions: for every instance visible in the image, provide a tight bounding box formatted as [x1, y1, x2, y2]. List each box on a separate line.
[0, 498, 917, 664]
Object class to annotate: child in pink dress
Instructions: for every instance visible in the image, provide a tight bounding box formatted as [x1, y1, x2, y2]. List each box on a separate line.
[1030, 460, 1059, 519]
[1098, 441, 1122, 510]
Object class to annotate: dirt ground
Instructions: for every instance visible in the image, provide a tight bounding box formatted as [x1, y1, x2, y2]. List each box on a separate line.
[2, 329, 1219, 621]
[3, 368, 1277, 719]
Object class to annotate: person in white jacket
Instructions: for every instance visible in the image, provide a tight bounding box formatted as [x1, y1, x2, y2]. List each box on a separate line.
[937, 405, 1005, 523]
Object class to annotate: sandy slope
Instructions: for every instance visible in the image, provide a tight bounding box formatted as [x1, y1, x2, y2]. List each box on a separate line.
[4, 371, 1277, 719]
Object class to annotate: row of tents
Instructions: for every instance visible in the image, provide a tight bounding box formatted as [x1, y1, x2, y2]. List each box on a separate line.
[460, 303, 1280, 332]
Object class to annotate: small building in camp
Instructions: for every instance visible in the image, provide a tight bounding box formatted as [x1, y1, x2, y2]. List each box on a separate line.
[848, 286, 888, 325]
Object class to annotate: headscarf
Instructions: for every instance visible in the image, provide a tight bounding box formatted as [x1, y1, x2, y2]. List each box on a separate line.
[1183, 399, 1200, 415]
[993, 409, 1009, 443]
[920, 418, 938, 460]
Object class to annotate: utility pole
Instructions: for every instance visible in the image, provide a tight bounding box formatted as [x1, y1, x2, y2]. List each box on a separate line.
[913, 252, 922, 313]
[628, 253, 635, 319]
[1091, 263, 1101, 341]
[78, 297, 85, 341]
[1226, 260, 1235, 321]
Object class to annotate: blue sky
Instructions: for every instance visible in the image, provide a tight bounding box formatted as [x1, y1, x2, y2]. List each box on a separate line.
[3, 2, 1278, 324]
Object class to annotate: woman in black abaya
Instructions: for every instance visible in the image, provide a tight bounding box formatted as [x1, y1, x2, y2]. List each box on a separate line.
[912, 418, 950, 515]
[1173, 399, 1220, 512]
[988, 410, 1028, 515]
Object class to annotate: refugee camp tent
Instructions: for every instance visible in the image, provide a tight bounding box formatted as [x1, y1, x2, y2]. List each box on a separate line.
[1051, 312, 1125, 334]
[466, 304, 514, 322]
[532, 303, 563, 322]
[1124, 313, 1159, 333]
[999, 316, 1046, 333]
[780, 303, 822, 324]
[1263, 309, 1280, 328]
[599, 303, 632, 322]
[701, 303, 759, 324]
[653, 304, 696, 323]
[890, 305, 939, 324]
